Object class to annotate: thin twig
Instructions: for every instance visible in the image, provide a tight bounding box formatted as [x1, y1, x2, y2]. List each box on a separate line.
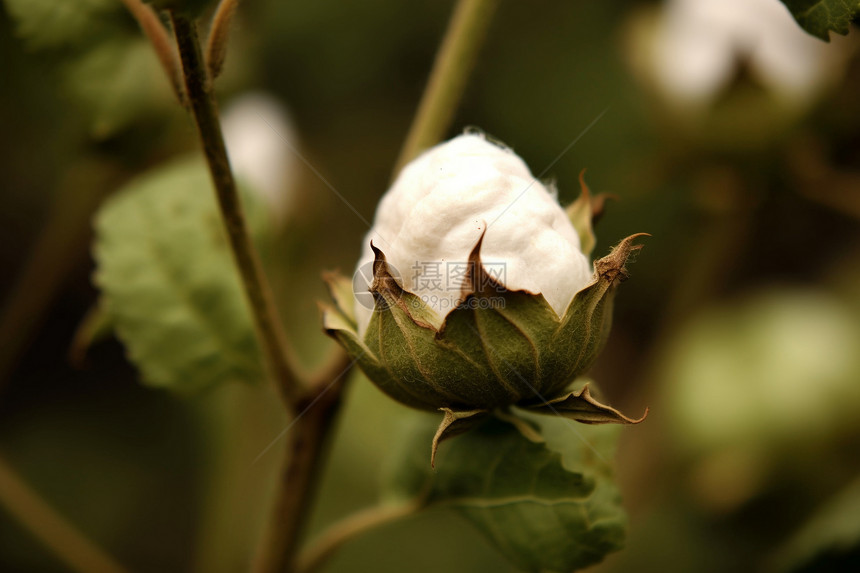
[120, 0, 184, 102]
[394, 0, 500, 173]
[0, 453, 131, 573]
[296, 502, 421, 573]
[168, 13, 300, 408]
[205, 0, 241, 82]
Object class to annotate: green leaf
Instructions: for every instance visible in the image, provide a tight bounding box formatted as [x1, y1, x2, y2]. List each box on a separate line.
[4, 0, 175, 138]
[93, 156, 270, 393]
[3, 0, 126, 51]
[388, 413, 628, 572]
[62, 36, 176, 139]
[779, 1, 860, 41]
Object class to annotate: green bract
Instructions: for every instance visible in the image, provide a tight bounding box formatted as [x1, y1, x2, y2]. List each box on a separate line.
[323, 230, 646, 464]
[327, 232, 644, 410]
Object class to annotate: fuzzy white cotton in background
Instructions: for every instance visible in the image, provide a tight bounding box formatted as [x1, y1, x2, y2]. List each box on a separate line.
[354, 133, 593, 335]
[221, 92, 298, 222]
[651, 0, 850, 105]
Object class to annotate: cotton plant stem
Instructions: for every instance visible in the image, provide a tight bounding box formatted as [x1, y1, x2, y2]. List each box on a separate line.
[169, 10, 356, 573]
[0, 453, 130, 573]
[394, 0, 500, 172]
[296, 502, 421, 573]
[169, 13, 299, 408]
[253, 376, 349, 573]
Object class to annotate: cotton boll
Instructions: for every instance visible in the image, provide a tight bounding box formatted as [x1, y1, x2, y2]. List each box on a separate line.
[324, 132, 646, 417]
[354, 133, 592, 335]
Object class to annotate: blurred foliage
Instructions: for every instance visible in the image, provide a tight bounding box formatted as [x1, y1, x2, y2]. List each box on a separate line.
[62, 35, 175, 139]
[779, 0, 860, 41]
[3, 0, 176, 138]
[1, 0, 859, 572]
[3, 0, 122, 51]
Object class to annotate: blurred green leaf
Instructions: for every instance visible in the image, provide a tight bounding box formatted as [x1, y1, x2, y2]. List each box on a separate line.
[62, 36, 175, 139]
[779, 1, 860, 41]
[94, 156, 270, 393]
[3, 0, 126, 51]
[4, 0, 175, 138]
[388, 414, 626, 572]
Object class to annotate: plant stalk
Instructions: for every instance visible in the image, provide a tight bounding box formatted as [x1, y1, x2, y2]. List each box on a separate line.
[253, 373, 349, 573]
[394, 0, 500, 173]
[169, 13, 299, 408]
[0, 453, 130, 573]
[169, 11, 356, 573]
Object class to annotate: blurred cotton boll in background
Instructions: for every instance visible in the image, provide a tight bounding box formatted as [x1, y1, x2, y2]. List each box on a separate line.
[221, 92, 299, 224]
[658, 289, 860, 512]
[626, 0, 855, 114]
